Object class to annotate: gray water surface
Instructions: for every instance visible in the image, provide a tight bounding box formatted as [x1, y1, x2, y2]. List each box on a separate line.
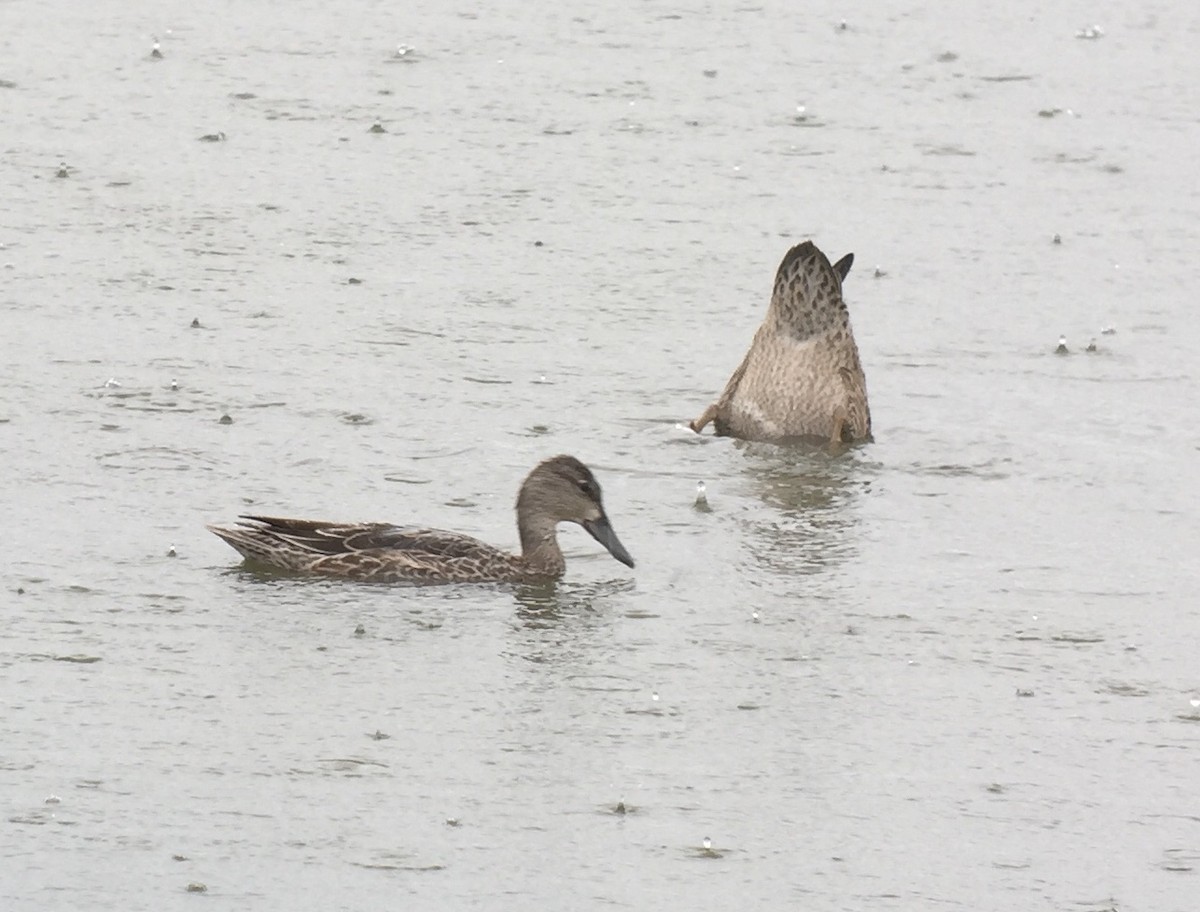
[3, 1, 1199, 909]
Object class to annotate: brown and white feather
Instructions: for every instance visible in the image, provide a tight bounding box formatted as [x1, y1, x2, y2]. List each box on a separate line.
[690, 241, 872, 445]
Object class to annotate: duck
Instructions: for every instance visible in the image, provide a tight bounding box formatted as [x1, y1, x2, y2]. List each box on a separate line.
[688, 240, 871, 446]
[207, 454, 634, 584]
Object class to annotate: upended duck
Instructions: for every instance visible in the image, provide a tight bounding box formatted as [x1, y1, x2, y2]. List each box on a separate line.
[207, 455, 635, 584]
[689, 240, 871, 445]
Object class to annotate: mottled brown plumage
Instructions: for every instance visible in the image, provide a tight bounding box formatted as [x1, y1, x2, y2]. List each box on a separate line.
[689, 241, 871, 445]
[207, 455, 634, 584]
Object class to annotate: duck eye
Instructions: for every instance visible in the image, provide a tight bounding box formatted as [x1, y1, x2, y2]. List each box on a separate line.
[576, 479, 594, 495]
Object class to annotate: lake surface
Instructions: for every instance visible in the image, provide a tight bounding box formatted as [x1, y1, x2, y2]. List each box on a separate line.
[3, 0, 1198, 909]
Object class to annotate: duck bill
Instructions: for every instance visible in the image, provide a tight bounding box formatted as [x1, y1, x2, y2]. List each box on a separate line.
[583, 515, 635, 568]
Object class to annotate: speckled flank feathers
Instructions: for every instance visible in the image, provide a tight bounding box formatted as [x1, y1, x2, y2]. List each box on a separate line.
[689, 241, 871, 445]
[208, 455, 634, 584]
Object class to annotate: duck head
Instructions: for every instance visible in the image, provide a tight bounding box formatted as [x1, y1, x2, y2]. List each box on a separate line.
[518, 455, 635, 568]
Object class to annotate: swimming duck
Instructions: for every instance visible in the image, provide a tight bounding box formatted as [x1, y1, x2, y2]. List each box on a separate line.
[689, 240, 871, 445]
[207, 455, 634, 584]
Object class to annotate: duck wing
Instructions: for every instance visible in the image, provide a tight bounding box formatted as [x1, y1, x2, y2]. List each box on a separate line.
[209, 515, 526, 583]
[237, 515, 501, 560]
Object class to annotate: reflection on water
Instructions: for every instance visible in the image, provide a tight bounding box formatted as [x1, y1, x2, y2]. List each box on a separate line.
[508, 579, 635, 667]
[511, 577, 636, 619]
[498, 578, 646, 724]
[735, 443, 872, 578]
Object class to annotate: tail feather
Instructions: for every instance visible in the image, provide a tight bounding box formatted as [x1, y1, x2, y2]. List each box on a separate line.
[768, 241, 851, 341]
[207, 522, 310, 571]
